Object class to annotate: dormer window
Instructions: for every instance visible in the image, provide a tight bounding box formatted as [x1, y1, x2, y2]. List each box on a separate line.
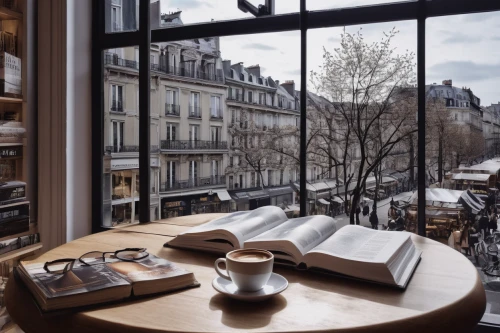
[249, 75, 253, 83]
[231, 69, 235, 79]
[240, 73, 244, 81]
[265, 80, 268, 86]
[258, 78, 263, 85]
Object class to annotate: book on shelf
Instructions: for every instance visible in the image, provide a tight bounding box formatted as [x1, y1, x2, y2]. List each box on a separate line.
[0, 200, 29, 238]
[0, 232, 39, 255]
[0, 52, 21, 98]
[17, 253, 199, 312]
[166, 206, 422, 289]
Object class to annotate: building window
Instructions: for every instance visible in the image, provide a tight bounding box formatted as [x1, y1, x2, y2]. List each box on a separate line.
[166, 123, 176, 141]
[251, 172, 256, 187]
[210, 126, 221, 142]
[259, 93, 265, 105]
[280, 170, 284, 185]
[111, 84, 123, 111]
[230, 156, 233, 167]
[166, 89, 178, 115]
[189, 161, 198, 182]
[210, 96, 221, 118]
[212, 160, 219, 177]
[239, 174, 244, 188]
[189, 125, 199, 142]
[166, 161, 176, 187]
[240, 73, 244, 81]
[111, 0, 122, 32]
[190, 92, 200, 117]
[248, 91, 253, 103]
[111, 120, 124, 153]
[249, 74, 253, 82]
[258, 77, 263, 85]
[268, 170, 273, 186]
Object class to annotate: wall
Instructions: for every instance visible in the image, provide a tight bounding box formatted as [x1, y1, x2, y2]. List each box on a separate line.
[66, 0, 92, 241]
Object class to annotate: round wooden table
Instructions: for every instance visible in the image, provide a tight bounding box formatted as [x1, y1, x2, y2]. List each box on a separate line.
[6, 214, 486, 333]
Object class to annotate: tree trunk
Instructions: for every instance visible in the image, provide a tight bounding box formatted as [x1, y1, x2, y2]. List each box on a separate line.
[350, 188, 360, 225]
[438, 134, 443, 183]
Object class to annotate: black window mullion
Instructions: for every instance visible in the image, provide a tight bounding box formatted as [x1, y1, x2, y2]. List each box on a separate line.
[417, 0, 426, 236]
[299, 0, 307, 217]
[91, 0, 106, 233]
[138, 0, 151, 223]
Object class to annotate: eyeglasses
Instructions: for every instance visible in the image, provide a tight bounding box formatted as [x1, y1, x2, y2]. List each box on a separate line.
[43, 248, 149, 274]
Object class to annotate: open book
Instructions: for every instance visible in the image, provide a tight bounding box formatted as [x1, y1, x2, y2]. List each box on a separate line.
[166, 206, 421, 289]
[17, 253, 199, 312]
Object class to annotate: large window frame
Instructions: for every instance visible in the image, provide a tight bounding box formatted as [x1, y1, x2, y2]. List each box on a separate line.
[92, 0, 500, 234]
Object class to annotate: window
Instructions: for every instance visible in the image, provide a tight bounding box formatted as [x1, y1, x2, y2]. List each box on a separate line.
[189, 125, 199, 142]
[249, 74, 253, 82]
[111, 84, 123, 111]
[248, 91, 253, 103]
[210, 126, 221, 142]
[230, 157, 233, 167]
[166, 161, 176, 188]
[111, 121, 124, 153]
[229, 176, 234, 189]
[212, 160, 219, 177]
[190, 92, 200, 117]
[251, 172, 255, 187]
[280, 170, 284, 185]
[166, 89, 178, 115]
[259, 93, 265, 105]
[239, 174, 244, 189]
[111, 1, 122, 32]
[258, 78, 263, 85]
[240, 73, 244, 81]
[166, 123, 176, 141]
[189, 161, 198, 183]
[210, 96, 221, 118]
[268, 170, 273, 186]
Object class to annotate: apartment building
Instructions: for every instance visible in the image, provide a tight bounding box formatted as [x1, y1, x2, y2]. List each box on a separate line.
[223, 61, 299, 211]
[102, 6, 230, 226]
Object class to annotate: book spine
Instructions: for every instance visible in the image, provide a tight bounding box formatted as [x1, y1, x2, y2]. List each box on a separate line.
[0, 202, 29, 238]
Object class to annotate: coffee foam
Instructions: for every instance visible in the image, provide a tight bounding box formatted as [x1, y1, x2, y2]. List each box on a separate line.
[229, 250, 271, 262]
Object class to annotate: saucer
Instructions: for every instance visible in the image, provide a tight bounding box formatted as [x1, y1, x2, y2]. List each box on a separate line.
[212, 272, 288, 302]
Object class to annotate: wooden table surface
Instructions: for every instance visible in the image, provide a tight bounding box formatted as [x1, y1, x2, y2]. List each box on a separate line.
[6, 214, 486, 333]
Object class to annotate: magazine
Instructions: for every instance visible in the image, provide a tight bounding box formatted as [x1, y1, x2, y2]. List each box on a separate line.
[166, 206, 421, 289]
[17, 253, 199, 312]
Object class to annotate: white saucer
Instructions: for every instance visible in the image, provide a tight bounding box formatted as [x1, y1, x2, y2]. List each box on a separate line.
[212, 272, 288, 302]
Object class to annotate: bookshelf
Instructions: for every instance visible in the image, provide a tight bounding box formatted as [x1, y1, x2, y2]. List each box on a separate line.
[0, 0, 41, 263]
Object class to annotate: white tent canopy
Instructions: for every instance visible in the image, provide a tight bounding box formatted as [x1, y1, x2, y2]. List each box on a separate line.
[452, 173, 491, 182]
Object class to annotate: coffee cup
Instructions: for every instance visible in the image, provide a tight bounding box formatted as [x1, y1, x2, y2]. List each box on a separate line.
[214, 248, 274, 292]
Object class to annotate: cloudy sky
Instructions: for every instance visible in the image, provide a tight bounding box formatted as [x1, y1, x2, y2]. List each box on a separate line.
[159, 0, 500, 106]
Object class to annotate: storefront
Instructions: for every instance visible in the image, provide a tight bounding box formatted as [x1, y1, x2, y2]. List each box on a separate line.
[161, 189, 231, 217]
[229, 185, 293, 212]
[451, 173, 491, 193]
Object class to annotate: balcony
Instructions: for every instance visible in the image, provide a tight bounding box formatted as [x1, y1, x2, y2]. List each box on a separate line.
[111, 101, 123, 112]
[105, 145, 160, 154]
[228, 93, 244, 102]
[189, 106, 201, 118]
[160, 176, 226, 192]
[160, 140, 228, 151]
[165, 103, 180, 116]
[210, 109, 223, 120]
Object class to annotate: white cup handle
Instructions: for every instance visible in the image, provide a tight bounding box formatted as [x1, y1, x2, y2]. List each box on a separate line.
[214, 258, 231, 281]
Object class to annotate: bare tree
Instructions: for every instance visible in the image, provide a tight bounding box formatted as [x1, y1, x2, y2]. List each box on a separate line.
[310, 28, 417, 224]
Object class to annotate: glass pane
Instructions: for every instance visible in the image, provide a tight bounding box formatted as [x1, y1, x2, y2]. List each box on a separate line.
[427, 12, 500, 325]
[307, 22, 417, 231]
[105, 0, 138, 33]
[307, 0, 413, 11]
[153, 0, 299, 29]
[103, 46, 140, 226]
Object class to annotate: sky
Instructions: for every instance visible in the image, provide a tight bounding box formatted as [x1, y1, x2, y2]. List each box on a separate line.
[158, 0, 500, 106]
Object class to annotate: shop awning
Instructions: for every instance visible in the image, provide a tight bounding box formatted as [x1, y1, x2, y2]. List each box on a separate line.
[318, 199, 330, 205]
[459, 190, 485, 215]
[266, 186, 293, 197]
[452, 173, 490, 182]
[215, 190, 231, 201]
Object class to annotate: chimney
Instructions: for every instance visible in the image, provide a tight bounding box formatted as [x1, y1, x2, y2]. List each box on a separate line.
[222, 60, 231, 76]
[442, 79, 452, 86]
[281, 80, 295, 96]
[275, 80, 280, 85]
[246, 64, 261, 78]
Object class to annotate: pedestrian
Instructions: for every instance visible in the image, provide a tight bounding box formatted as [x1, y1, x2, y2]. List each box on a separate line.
[479, 211, 490, 238]
[460, 221, 471, 256]
[362, 204, 369, 217]
[489, 211, 498, 234]
[369, 211, 379, 230]
[355, 205, 361, 225]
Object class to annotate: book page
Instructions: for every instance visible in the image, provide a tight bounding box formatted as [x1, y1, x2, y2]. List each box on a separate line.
[309, 225, 409, 264]
[246, 215, 337, 256]
[183, 206, 288, 242]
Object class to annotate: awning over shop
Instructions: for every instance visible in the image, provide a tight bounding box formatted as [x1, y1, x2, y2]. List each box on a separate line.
[215, 190, 231, 201]
[318, 199, 330, 205]
[459, 190, 485, 215]
[229, 186, 294, 203]
[452, 173, 491, 182]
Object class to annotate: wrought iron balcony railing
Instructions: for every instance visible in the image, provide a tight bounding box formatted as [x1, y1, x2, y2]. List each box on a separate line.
[210, 109, 223, 120]
[165, 103, 180, 116]
[111, 101, 123, 112]
[105, 54, 224, 83]
[189, 106, 201, 118]
[160, 140, 228, 150]
[160, 176, 226, 192]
